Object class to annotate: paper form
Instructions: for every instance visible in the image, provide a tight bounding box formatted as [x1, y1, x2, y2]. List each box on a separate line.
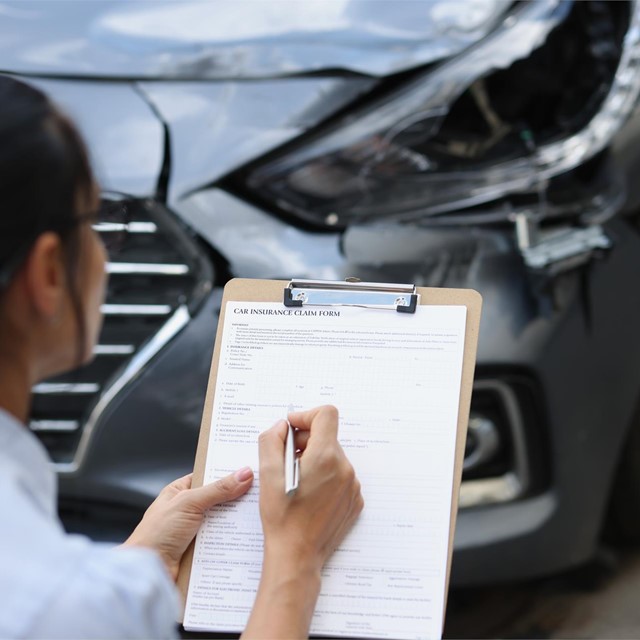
[184, 302, 467, 640]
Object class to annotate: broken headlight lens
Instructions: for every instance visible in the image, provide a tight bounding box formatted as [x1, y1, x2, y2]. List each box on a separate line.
[244, 0, 640, 228]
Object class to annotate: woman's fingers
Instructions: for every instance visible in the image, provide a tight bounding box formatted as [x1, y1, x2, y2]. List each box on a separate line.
[288, 405, 339, 444]
[186, 468, 254, 511]
[294, 429, 310, 452]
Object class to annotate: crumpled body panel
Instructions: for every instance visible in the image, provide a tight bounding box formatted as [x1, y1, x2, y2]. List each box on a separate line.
[0, 0, 509, 78]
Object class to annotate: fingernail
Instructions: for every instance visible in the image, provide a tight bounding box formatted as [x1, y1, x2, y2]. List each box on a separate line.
[234, 466, 253, 482]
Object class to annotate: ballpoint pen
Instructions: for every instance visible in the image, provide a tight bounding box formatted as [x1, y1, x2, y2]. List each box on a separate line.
[284, 419, 299, 495]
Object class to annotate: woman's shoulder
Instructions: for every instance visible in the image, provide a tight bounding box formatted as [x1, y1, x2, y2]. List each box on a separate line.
[0, 408, 57, 517]
[0, 410, 74, 635]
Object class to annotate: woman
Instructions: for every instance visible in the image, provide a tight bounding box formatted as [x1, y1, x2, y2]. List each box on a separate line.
[0, 76, 363, 639]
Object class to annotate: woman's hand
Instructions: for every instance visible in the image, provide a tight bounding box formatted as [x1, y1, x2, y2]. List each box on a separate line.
[243, 405, 364, 639]
[260, 405, 363, 569]
[123, 468, 254, 581]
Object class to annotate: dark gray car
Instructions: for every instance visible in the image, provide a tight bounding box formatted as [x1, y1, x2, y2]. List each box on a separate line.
[4, 0, 640, 585]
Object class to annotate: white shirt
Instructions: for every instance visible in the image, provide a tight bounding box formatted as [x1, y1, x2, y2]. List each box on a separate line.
[0, 408, 179, 639]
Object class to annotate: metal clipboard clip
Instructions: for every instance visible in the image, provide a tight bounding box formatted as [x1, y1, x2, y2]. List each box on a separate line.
[283, 278, 419, 313]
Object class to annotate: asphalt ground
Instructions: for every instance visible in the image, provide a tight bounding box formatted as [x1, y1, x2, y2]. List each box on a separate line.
[443, 548, 640, 639]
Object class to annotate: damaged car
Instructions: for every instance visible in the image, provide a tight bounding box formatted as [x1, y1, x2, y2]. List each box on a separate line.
[3, 0, 640, 584]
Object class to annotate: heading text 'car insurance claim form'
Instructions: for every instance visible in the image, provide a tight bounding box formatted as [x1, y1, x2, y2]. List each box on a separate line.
[178, 278, 482, 640]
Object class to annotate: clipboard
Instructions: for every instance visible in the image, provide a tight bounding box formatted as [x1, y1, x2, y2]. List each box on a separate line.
[177, 277, 482, 634]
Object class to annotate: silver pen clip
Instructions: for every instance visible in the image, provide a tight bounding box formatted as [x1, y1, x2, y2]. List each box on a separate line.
[285, 420, 299, 495]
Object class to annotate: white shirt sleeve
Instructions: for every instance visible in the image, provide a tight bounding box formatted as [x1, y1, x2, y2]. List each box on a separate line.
[26, 542, 180, 640]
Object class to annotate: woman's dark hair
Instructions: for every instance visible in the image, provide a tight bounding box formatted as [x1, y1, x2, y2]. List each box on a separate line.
[0, 75, 96, 362]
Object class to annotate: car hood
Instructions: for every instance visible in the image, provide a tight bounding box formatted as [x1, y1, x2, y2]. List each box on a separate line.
[0, 0, 509, 79]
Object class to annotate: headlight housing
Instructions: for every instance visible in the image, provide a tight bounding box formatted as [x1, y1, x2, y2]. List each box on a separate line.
[238, 0, 640, 228]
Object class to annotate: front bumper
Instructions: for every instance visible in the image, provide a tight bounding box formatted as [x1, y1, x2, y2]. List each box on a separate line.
[453, 216, 640, 584]
[60, 215, 640, 584]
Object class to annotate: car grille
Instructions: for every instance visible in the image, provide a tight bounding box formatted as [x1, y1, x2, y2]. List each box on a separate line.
[29, 197, 212, 469]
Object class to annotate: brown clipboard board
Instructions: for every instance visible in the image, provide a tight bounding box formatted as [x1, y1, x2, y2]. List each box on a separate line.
[177, 277, 483, 630]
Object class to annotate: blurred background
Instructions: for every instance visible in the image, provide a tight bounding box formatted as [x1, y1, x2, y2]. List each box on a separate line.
[3, 0, 640, 636]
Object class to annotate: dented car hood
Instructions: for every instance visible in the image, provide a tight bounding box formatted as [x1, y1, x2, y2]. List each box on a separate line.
[0, 0, 509, 79]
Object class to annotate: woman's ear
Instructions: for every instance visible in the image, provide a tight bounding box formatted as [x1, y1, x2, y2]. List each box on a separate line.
[22, 232, 66, 320]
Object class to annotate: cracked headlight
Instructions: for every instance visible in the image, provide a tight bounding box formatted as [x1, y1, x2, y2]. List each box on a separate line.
[241, 0, 640, 228]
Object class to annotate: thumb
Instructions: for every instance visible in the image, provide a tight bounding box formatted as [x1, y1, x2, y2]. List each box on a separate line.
[187, 467, 254, 511]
